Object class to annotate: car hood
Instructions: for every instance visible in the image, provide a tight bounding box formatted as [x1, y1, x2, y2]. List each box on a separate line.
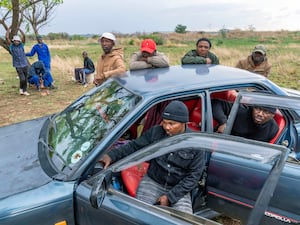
[0, 117, 52, 199]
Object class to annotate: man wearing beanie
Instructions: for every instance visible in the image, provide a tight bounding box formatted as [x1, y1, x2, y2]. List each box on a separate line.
[100, 100, 205, 213]
[212, 98, 278, 142]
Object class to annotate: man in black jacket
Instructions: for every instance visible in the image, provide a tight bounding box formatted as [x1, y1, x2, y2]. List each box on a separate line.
[74, 51, 95, 86]
[100, 100, 205, 214]
[212, 99, 278, 142]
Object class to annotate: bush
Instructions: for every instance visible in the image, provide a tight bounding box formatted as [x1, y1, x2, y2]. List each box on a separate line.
[140, 34, 164, 45]
[129, 39, 135, 45]
[175, 24, 187, 34]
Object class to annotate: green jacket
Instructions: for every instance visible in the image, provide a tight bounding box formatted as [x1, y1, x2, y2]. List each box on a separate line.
[181, 49, 219, 65]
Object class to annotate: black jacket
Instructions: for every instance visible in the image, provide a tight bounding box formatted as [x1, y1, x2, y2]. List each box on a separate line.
[108, 125, 205, 204]
[84, 57, 95, 72]
[212, 99, 279, 142]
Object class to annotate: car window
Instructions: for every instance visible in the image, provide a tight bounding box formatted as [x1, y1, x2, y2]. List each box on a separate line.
[47, 81, 141, 172]
[112, 133, 284, 172]
[210, 89, 287, 142]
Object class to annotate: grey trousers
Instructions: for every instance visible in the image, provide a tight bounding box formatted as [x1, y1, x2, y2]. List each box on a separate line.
[136, 174, 193, 214]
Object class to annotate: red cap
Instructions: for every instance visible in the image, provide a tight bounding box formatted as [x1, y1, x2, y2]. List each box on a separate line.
[140, 39, 156, 54]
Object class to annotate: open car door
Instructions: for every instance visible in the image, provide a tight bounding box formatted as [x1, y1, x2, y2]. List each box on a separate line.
[74, 132, 288, 225]
[207, 91, 300, 224]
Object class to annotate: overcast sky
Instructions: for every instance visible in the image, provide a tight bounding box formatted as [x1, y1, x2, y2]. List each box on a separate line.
[40, 0, 300, 35]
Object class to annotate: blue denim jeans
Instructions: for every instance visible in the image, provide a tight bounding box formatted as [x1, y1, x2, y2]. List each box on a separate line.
[81, 68, 94, 84]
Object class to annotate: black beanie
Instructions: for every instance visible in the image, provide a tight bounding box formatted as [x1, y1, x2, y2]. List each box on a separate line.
[259, 106, 276, 114]
[162, 101, 189, 123]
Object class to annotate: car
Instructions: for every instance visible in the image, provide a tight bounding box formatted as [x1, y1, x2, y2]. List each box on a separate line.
[1, 64, 300, 225]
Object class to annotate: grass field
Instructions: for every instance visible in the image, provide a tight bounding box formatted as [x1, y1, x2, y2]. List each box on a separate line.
[0, 30, 300, 127]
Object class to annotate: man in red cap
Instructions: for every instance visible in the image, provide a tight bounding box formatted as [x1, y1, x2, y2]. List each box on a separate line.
[129, 39, 169, 70]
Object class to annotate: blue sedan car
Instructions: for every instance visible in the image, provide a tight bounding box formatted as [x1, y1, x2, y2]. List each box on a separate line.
[1, 65, 300, 225]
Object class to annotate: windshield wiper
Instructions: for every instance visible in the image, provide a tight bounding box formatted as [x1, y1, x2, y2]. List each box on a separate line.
[39, 138, 72, 174]
[49, 114, 57, 133]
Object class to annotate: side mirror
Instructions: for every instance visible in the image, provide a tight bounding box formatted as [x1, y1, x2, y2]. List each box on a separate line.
[90, 171, 111, 208]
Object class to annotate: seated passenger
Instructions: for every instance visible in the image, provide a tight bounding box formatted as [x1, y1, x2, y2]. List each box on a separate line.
[212, 99, 278, 142]
[99, 101, 205, 214]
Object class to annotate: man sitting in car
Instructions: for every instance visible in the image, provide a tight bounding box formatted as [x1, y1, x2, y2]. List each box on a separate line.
[99, 100, 205, 214]
[212, 99, 279, 142]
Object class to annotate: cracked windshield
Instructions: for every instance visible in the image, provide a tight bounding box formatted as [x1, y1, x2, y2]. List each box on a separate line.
[48, 81, 141, 170]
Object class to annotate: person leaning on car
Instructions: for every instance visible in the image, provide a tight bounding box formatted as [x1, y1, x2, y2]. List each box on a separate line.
[236, 44, 272, 77]
[129, 38, 169, 70]
[212, 99, 279, 142]
[181, 37, 219, 65]
[99, 100, 205, 214]
[93, 32, 127, 86]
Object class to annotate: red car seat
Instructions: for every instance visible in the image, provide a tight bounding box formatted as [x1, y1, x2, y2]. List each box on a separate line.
[121, 162, 150, 197]
[269, 110, 286, 144]
[184, 99, 202, 131]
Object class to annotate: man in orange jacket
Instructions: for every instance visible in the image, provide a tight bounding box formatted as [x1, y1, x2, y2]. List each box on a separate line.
[93, 32, 126, 86]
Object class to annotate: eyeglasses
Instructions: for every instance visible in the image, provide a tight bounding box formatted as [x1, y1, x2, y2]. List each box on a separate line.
[198, 45, 209, 49]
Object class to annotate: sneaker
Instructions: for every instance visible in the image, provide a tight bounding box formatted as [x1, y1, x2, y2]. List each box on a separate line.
[19, 89, 24, 95]
[23, 91, 30, 96]
[83, 83, 88, 88]
[49, 84, 57, 89]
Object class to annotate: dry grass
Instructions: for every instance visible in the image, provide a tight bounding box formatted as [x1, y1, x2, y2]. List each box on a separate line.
[1, 31, 300, 127]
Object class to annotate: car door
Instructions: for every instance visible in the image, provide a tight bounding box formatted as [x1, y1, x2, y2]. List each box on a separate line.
[73, 132, 287, 225]
[206, 92, 300, 225]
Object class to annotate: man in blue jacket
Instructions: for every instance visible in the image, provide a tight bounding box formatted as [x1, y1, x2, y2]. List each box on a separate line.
[26, 35, 55, 88]
[100, 100, 205, 214]
[28, 61, 47, 91]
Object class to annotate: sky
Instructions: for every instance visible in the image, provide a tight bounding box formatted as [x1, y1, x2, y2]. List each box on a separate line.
[40, 0, 300, 35]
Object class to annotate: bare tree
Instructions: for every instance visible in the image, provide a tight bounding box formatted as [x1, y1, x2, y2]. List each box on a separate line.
[23, 0, 62, 36]
[0, 0, 62, 53]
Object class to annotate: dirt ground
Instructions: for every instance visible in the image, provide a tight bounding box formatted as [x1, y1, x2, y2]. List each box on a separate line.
[215, 216, 240, 225]
[0, 74, 91, 127]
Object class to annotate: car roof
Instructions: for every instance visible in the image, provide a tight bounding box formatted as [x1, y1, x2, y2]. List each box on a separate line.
[115, 65, 267, 97]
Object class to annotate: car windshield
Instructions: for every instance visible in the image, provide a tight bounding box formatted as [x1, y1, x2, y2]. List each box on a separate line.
[47, 81, 141, 172]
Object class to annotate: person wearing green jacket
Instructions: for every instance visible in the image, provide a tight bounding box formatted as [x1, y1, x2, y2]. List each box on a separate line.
[181, 37, 219, 65]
